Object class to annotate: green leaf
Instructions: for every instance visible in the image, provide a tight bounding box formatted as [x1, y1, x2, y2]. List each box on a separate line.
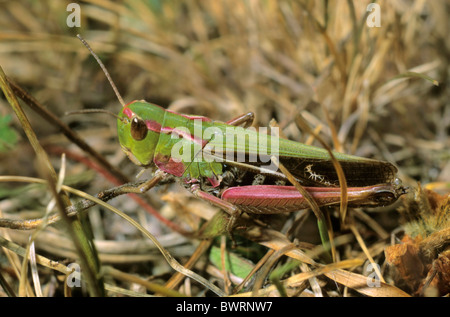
[209, 245, 254, 280]
[0, 114, 19, 152]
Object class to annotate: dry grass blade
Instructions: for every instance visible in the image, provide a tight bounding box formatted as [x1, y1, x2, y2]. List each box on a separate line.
[251, 242, 298, 296]
[234, 259, 363, 297]
[1, 66, 105, 296]
[324, 269, 410, 297]
[0, 269, 16, 297]
[349, 223, 385, 283]
[271, 156, 322, 221]
[0, 234, 153, 297]
[164, 239, 213, 291]
[294, 114, 349, 224]
[0, 67, 55, 183]
[103, 266, 184, 297]
[0, 176, 225, 296]
[6, 78, 130, 184]
[271, 155, 337, 262]
[232, 249, 275, 295]
[389, 71, 439, 87]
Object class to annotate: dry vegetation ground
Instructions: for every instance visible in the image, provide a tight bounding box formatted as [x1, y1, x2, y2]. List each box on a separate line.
[0, 1, 448, 297]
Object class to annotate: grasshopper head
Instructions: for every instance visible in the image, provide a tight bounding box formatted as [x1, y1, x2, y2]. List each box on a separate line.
[117, 101, 165, 167]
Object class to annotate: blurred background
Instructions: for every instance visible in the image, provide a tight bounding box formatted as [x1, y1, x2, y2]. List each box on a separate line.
[0, 0, 448, 297]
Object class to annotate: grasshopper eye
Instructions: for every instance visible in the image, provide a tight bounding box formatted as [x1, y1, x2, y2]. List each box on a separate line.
[130, 117, 148, 141]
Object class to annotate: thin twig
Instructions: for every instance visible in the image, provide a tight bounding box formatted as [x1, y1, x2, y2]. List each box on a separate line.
[0, 176, 226, 296]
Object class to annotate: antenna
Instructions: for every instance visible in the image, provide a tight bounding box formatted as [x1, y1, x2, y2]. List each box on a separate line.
[65, 109, 125, 122]
[76, 34, 126, 107]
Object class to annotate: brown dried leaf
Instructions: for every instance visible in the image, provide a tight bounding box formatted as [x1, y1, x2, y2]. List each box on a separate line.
[385, 186, 450, 295]
[418, 248, 450, 296]
[385, 236, 425, 290]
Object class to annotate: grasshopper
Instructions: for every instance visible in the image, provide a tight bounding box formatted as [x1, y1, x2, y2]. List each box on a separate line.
[77, 36, 406, 230]
[117, 100, 405, 214]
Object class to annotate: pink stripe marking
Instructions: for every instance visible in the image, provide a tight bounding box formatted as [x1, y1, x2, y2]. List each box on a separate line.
[154, 154, 186, 177]
[161, 126, 208, 147]
[146, 120, 161, 133]
[123, 107, 134, 119]
[166, 110, 212, 122]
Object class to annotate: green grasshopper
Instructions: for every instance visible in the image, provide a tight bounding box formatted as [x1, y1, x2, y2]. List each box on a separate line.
[78, 36, 406, 229]
[117, 100, 405, 212]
